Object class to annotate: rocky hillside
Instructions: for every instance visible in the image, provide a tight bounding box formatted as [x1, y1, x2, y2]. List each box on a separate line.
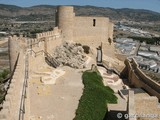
[0, 4, 160, 22]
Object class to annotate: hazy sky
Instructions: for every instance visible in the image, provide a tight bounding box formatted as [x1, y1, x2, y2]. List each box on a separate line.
[0, 0, 160, 13]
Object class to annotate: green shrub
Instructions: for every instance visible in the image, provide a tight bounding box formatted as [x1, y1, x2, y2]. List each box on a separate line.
[82, 45, 90, 54]
[74, 70, 117, 120]
[0, 69, 10, 82]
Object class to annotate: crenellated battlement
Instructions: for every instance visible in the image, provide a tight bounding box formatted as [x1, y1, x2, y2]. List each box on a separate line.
[36, 27, 61, 39]
[0, 53, 26, 119]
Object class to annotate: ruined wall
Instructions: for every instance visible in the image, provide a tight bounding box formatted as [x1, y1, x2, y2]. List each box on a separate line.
[125, 58, 160, 99]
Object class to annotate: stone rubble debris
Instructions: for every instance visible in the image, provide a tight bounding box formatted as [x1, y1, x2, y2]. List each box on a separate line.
[52, 42, 87, 69]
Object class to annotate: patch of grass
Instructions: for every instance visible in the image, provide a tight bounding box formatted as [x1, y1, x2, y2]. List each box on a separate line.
[0, 69, 9, 103]
[74, 70, 117, 120]
[0, 69, 10, 82]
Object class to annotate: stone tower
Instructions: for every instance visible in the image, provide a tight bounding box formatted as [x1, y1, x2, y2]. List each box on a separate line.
[56, 6, 75, 42]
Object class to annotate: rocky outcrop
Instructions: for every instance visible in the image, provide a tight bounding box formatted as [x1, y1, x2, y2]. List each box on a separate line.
[52, 42, 87, 69]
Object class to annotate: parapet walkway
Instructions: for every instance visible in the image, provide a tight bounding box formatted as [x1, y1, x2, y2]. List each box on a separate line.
[28, 64, 83, 120]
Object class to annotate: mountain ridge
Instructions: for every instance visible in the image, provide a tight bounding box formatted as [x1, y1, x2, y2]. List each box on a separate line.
[0, 4, 160, 22]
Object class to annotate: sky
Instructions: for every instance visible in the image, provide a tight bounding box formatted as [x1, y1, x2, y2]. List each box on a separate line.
[0, 0, 160, 13]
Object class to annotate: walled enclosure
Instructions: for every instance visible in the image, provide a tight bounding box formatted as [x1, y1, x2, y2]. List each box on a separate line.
[0, 6, 114, 119]
[56, 6, 115, 57]
[1, 5, 159, 120]
[124, 58, 160, 100]
[0, 27, 62, 119]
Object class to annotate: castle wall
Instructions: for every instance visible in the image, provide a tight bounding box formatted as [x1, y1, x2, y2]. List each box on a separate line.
[3, 6, 115, 119]
[0, 34, 29, 119]
[73, 16, 114, 57]
[73, 17, 109, 47]
[8, 36, 21, 71]
[1, 27, 62, 119]
[28, 27, 62, 73]
[0, 52, 27, 119]
[56, 6, 114, 57]
[105, 22, 115, 57]
[125, 59, 160, 99]
[108, 22, 114, 40]
[8, 35, 26, 72]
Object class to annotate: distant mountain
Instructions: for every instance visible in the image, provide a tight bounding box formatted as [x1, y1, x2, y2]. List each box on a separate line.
[0, 4, 160, 22]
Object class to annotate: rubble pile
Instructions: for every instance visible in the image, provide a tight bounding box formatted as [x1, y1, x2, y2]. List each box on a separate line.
[52, 42, 87, 69]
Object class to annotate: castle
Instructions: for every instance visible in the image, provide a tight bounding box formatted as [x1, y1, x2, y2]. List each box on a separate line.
[0, 6, 115, 119]
[0, 6, 159, 120]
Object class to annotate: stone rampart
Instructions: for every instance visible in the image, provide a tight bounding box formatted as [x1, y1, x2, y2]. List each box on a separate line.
[115, 53, 127, 61]
[36, 27, 61, 40]
[26, 27, 62, 56]
[8, 36, 21, 71]
[1, 26, 62, 119]
[56, 6, 114, 57]
[0, 52, 26, 119]
[2, 5, 114, 119]
[125, 58, 160, 99]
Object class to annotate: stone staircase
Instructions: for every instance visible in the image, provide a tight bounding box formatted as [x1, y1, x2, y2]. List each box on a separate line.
[45, 52, 60, 68]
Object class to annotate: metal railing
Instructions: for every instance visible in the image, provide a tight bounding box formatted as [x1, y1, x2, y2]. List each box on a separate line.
[28, 49, 60, 67]
[19, 53, 28, 120]
[0, 53, 20, 108]
[18, 49, 60, 119]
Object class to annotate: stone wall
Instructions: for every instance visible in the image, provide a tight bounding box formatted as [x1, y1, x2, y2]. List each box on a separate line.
[2, 5, 114, 119]
[28, 27, 62, 73]
[1, 26, 62, 119]
[0, 34, 27, 119]
[115, 53, 127, 61]
[29, 27, 62, 54]
[56, 6, 114, 57]
[56, 6, 74, 41]
[73, 17, 109, 46]
[0, 52, 26, 119]
[8, 35, 25, 71]
[125, 58, 160, 99]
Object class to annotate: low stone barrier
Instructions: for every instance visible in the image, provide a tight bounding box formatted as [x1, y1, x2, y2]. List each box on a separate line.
[125, 58, 160, 99]
[0, 53, 25, 119]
